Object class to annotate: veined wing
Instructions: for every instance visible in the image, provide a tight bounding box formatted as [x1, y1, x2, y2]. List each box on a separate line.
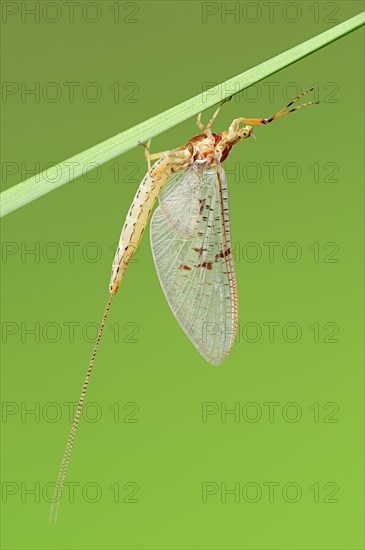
[158, 166, 201, 237]
[150, 164, 238, 365]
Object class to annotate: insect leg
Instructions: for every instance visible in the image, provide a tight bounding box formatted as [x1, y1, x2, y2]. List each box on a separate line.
[196, 112, 205, 131]
[138, 139, 168, 173]
[270, 86, 318, 119]
[232, 87, 319, 127]
[196, 96, 233, 133]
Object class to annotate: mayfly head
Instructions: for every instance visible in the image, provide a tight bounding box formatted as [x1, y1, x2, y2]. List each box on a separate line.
[225, 121, 254, 145]
[236, 124, 254, 141]
[216, 123, 253, 162]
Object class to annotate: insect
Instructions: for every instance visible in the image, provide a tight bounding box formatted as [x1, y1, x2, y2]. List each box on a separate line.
[50, 87, 318, 520]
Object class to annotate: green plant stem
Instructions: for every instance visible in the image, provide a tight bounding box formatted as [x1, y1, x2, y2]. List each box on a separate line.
[1, 12, 364, 218]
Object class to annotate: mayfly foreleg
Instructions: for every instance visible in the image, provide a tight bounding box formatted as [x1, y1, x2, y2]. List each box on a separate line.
[231, 87, 319, 129]
[269, 86, 318, 120]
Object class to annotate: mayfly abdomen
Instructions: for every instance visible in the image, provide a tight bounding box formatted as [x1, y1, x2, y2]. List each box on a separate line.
[109, 156, 174, 294]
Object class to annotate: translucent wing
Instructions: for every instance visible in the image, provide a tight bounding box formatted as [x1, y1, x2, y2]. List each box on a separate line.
[150, 164, 238, 365]
[158, 167, 201, 237]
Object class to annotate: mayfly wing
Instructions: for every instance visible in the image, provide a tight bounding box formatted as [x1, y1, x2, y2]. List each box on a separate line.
[158, 166, 201, 237]
[150, 163, 238, 365]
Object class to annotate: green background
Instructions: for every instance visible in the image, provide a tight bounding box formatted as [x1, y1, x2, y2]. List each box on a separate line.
[1, 1, 364, 548]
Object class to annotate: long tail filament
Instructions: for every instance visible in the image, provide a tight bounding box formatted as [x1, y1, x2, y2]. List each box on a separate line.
[50, 293, 114, 522]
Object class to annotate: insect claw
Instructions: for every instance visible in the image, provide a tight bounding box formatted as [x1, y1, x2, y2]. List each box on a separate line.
[221, 95, 232, 106]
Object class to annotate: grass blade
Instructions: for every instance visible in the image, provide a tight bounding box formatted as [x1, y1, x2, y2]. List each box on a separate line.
[1, 12, 364, 218]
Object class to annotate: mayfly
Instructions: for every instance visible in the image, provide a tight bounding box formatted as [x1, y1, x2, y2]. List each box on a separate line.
[50, 87, 318, 520]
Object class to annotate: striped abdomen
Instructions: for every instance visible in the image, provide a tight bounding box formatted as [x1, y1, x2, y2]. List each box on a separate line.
[109, 156, 175, 294]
